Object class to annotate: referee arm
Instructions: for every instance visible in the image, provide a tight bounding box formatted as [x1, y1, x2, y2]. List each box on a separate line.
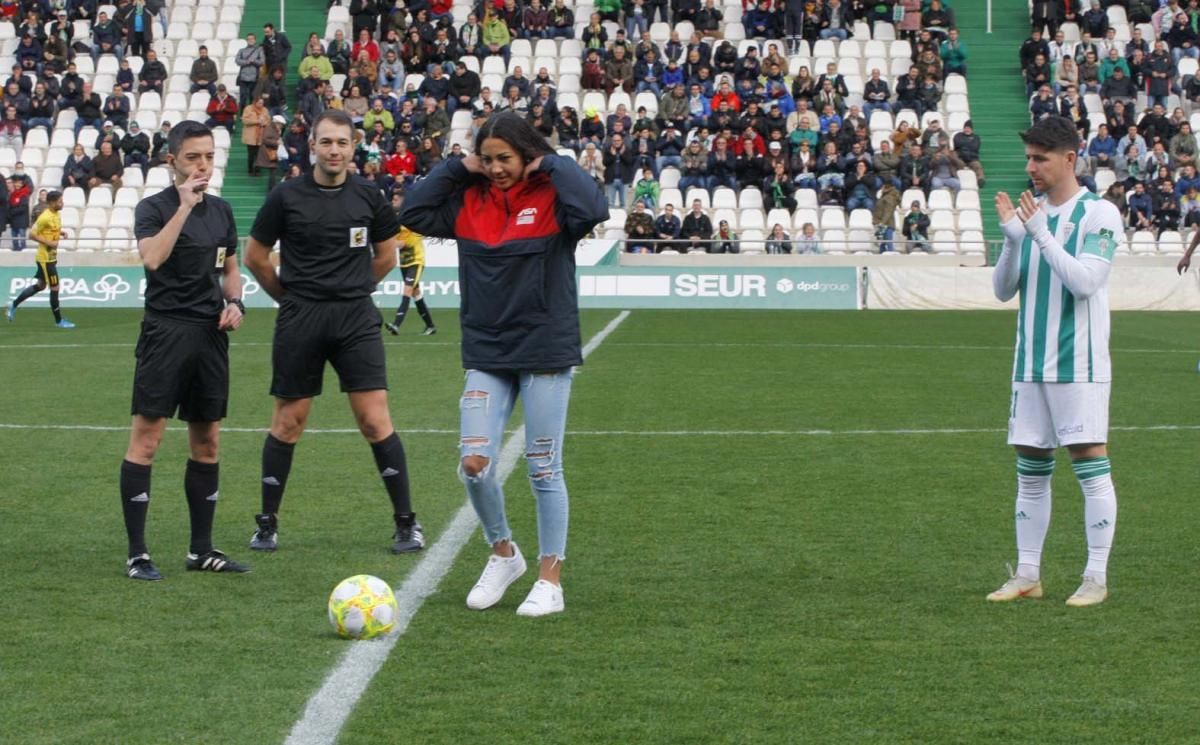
[244, 237, 285, 301]
[218, 255, 245, 330]
[372, 236, 398, 282]
[138, 170, 207, 271]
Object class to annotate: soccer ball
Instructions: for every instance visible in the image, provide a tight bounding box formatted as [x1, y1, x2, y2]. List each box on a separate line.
[327, 575, 398, 640]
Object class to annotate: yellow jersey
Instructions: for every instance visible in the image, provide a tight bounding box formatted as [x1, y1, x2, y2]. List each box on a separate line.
[32, 208, 62, 264]
[396, 226, 425, 268]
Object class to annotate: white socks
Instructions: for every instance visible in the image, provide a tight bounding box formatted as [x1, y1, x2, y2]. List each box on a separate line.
[1074, 457, 1117, 586]
[1015, 455, 1055, 581]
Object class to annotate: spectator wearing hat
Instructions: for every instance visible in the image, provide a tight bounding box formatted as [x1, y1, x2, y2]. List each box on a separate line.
[149, 120, 171, 167]
[953, 119, 985, 185]
[120, 120, 151, 174]
[206, 85, 239, 133]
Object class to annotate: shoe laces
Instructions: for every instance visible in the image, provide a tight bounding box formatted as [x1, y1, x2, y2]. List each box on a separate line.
[478, 552, 514, 583]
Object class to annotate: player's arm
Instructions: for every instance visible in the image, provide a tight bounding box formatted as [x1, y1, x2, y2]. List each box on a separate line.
[218, 255, 244, 331]
[1178, 226, 1200, 274]
[371, 236, 398, 281]
[1017, 191, 1115, 299]
[137, 170, 208, 271]
[993, 191, 1023, 302]
[244, 237, 284, 301]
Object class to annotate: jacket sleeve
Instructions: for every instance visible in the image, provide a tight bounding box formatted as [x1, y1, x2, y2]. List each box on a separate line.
[396, 157, 471, 238]
[540, 154, 610, 241]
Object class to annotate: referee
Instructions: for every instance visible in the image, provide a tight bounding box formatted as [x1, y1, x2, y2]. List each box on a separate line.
[243, 109, 424, 554]
[121, 120, 251, 581]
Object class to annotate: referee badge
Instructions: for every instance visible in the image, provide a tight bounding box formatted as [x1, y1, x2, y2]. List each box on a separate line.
[350, 227, 369, 248]
[214, 246, 227, 268]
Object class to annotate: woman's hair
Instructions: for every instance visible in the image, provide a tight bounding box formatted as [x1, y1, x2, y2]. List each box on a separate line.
[473, 111, 555, 161]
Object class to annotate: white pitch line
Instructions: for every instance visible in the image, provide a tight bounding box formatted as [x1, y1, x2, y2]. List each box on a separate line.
[4, 422, 1200, 437]
[282, 310, 631, 745]
[1, 340, 1196, 354]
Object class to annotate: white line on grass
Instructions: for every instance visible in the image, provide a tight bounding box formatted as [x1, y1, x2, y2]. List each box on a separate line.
[4, 423, 1200, 437]
[282, 310, 631, 745]
[1, 340, 1195, 354]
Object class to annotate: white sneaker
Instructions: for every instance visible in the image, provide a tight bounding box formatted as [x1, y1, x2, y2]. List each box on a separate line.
[465, 543, 527, 610]
[1066, 576, 1108, 607]
[986, 565, 1043, 602]
[516, 579, 565, 617]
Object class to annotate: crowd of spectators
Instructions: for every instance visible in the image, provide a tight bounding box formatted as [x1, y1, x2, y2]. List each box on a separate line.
[1027, 0, 1200, 237]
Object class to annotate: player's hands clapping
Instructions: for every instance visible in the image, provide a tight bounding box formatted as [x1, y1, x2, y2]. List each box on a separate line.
[1016, 190, 1048, 234]
[995, 192, 1025, 243]
[179, 170, 209, 209]
[218, 302, 243, 331]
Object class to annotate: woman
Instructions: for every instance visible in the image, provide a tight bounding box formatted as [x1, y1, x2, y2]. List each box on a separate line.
[417, 136, 442, 174]
[398, 113, 608, 617]
[241, 94, 271, 176]
[845, 160, 880, 211]
[343, 84, 369, 125]
[257, 114, 284, 191]
[765, 223, 792, 254]
[62, 143, 94, 191]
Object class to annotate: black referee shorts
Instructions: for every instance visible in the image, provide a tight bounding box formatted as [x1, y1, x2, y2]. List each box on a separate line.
[131, 314, 229, 422]
[271, 296, 388, 399]
[35, 260, 59, 289]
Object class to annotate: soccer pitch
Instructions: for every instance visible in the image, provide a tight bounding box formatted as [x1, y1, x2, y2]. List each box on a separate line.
[2, 308, 1198, 744]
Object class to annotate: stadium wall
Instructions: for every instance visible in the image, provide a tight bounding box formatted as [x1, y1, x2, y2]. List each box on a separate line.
[3, 249, 1192, 311]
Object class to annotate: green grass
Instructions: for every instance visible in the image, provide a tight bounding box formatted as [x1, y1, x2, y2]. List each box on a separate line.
[2, 308, 1199, 745]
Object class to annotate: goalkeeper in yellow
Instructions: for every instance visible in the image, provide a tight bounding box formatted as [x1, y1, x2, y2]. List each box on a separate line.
[8, 190, 75, 328]
[385, 217, 437, 336]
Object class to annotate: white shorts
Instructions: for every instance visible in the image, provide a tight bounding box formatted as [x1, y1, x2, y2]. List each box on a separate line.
[1007, 382, 1110, 449]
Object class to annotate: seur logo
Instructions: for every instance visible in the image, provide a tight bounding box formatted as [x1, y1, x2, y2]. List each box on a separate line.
[516, 207, 538, 226]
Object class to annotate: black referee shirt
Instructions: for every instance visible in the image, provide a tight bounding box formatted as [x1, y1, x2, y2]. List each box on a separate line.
[250, 173, 400, 301]
[134, 186, 238, 323]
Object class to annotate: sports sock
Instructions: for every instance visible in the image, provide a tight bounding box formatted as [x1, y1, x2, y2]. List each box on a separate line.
[1072, 456, 1116, 585]
[370, 432, 413, 517]
[393, 295, 411, 327]
[49, 290, 61, 322]
[120, 459, 152, 558]
[184, 459, 219, 555]
[415, 298, 434, 328]
[1015, 454, 1055, 581]
[261, 434, 295, 515]
[12, 283, 39, 308]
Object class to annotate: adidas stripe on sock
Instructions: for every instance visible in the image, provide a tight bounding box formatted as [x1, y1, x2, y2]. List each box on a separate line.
[1014, 455, 1055, 580]
[1072, 456, 1116, 585]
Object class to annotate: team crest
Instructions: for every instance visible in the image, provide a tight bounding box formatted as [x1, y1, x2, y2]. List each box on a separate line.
[1063, 222, 1076, 237]
[214, 246, 227, 268]
[516, 207, 537, 226]
[350, 227, 368, 247]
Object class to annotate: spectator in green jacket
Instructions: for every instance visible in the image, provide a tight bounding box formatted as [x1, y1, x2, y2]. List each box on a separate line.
[1097, 47, 1130, 83]
[298, 50, 334, 82]
[939, 28, 968, 78]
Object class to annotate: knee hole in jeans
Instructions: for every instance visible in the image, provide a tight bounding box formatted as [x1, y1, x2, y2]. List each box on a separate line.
[461, 454, 490, 478]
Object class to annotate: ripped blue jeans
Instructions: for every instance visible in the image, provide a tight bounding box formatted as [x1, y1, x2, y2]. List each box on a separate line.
[459, 368, 574, 560]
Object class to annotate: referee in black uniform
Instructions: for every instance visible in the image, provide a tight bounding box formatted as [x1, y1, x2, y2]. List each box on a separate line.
[244, 109, 424, 554]
[121, 120, 251, 581]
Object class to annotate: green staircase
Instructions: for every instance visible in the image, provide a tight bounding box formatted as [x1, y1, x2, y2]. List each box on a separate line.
[223, 0, 331, 233]
[953, 0, 1031, 256]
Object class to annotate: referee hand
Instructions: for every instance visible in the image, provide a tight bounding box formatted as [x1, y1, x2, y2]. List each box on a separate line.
[218, 303, 243, 331]
[180, 170, 209, 208]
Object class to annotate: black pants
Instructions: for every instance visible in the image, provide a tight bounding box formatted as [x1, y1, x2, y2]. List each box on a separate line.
[247, 145, 259, 175]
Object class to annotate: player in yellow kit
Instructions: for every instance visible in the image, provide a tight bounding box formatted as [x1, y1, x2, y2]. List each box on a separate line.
[8, 190, 75, 328]
[385, 211, 437, 336]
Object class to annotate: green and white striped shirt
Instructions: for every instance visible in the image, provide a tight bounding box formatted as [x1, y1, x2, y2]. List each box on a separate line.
[1012, 188, 1122, 383]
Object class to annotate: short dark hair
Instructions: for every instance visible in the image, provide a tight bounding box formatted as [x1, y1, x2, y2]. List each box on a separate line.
[311, 109, 355, 140]
[1020, 115, 1078, 153]
[167, 120, 214, 156]
[47, 190, 63, 202]
[473, 111, 555, 161]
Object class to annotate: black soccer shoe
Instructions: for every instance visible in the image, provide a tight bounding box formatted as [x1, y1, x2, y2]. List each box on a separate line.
[392, 513, 426, 554]
[249, 513, 278, 551]
[420, 325, 437, 336]
[385, 321, 400, 336]
[186, 549, 252, 573]
[127, 553, 163, 581]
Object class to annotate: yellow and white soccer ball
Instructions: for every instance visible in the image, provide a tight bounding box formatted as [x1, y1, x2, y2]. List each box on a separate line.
[327, 575, 398, 640]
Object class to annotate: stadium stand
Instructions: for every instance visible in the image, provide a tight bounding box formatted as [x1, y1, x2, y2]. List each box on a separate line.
[0, 0, 988, 256]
